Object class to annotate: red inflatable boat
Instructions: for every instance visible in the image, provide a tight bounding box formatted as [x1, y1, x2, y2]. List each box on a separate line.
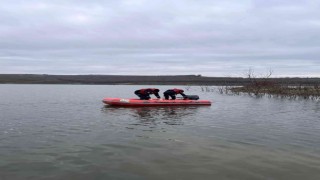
[102, 98, 212, 106]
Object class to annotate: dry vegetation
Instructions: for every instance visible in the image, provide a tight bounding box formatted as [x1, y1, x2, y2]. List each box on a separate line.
[231, 84, 320, 100]
[227, 69, 320, 100]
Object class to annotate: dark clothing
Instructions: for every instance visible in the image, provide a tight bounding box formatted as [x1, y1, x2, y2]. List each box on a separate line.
[163, 89, 186, 100]
[135, 88, 160, 100]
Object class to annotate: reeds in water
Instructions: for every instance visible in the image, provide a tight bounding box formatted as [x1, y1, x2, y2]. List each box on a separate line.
[231, 83, 320, 100]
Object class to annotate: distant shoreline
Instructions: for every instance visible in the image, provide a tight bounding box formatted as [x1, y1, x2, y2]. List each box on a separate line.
[0, 74, 319, 86]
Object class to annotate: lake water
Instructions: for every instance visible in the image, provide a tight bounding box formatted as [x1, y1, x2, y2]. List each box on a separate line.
[1, 84, 320, 180]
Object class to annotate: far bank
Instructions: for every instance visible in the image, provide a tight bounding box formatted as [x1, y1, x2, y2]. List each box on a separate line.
[0, 74, 319, 86]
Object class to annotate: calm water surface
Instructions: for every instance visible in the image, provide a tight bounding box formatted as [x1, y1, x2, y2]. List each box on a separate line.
[1, 85, 320, 180]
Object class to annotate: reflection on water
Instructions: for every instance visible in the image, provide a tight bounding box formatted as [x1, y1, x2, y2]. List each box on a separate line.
[102, 106, 208, 127]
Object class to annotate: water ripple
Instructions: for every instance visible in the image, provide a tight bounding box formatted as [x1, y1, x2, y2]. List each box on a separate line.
[1, 85, 320, 179]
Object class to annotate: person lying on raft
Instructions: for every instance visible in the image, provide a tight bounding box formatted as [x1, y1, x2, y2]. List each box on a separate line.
[134, 88, 161, 100]
[163, 88, 187, 100]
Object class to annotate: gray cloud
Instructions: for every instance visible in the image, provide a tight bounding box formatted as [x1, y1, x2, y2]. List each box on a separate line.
[0, 0, 319, 77]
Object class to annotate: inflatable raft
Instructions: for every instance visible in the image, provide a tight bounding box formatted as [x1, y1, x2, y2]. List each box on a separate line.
[102, 98, 212, 106]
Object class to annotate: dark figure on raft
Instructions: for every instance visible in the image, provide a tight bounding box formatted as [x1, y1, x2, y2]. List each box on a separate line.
[163, 88, 187, 100]
[134, 88, 161, 100]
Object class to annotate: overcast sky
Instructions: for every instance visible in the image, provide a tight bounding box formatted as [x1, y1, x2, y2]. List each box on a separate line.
[0, 0, 319, 77]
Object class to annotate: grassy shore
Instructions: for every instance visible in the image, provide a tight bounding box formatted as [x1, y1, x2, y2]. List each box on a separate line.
[1, 74, 320, 86]
[1, 74, 319, 99]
